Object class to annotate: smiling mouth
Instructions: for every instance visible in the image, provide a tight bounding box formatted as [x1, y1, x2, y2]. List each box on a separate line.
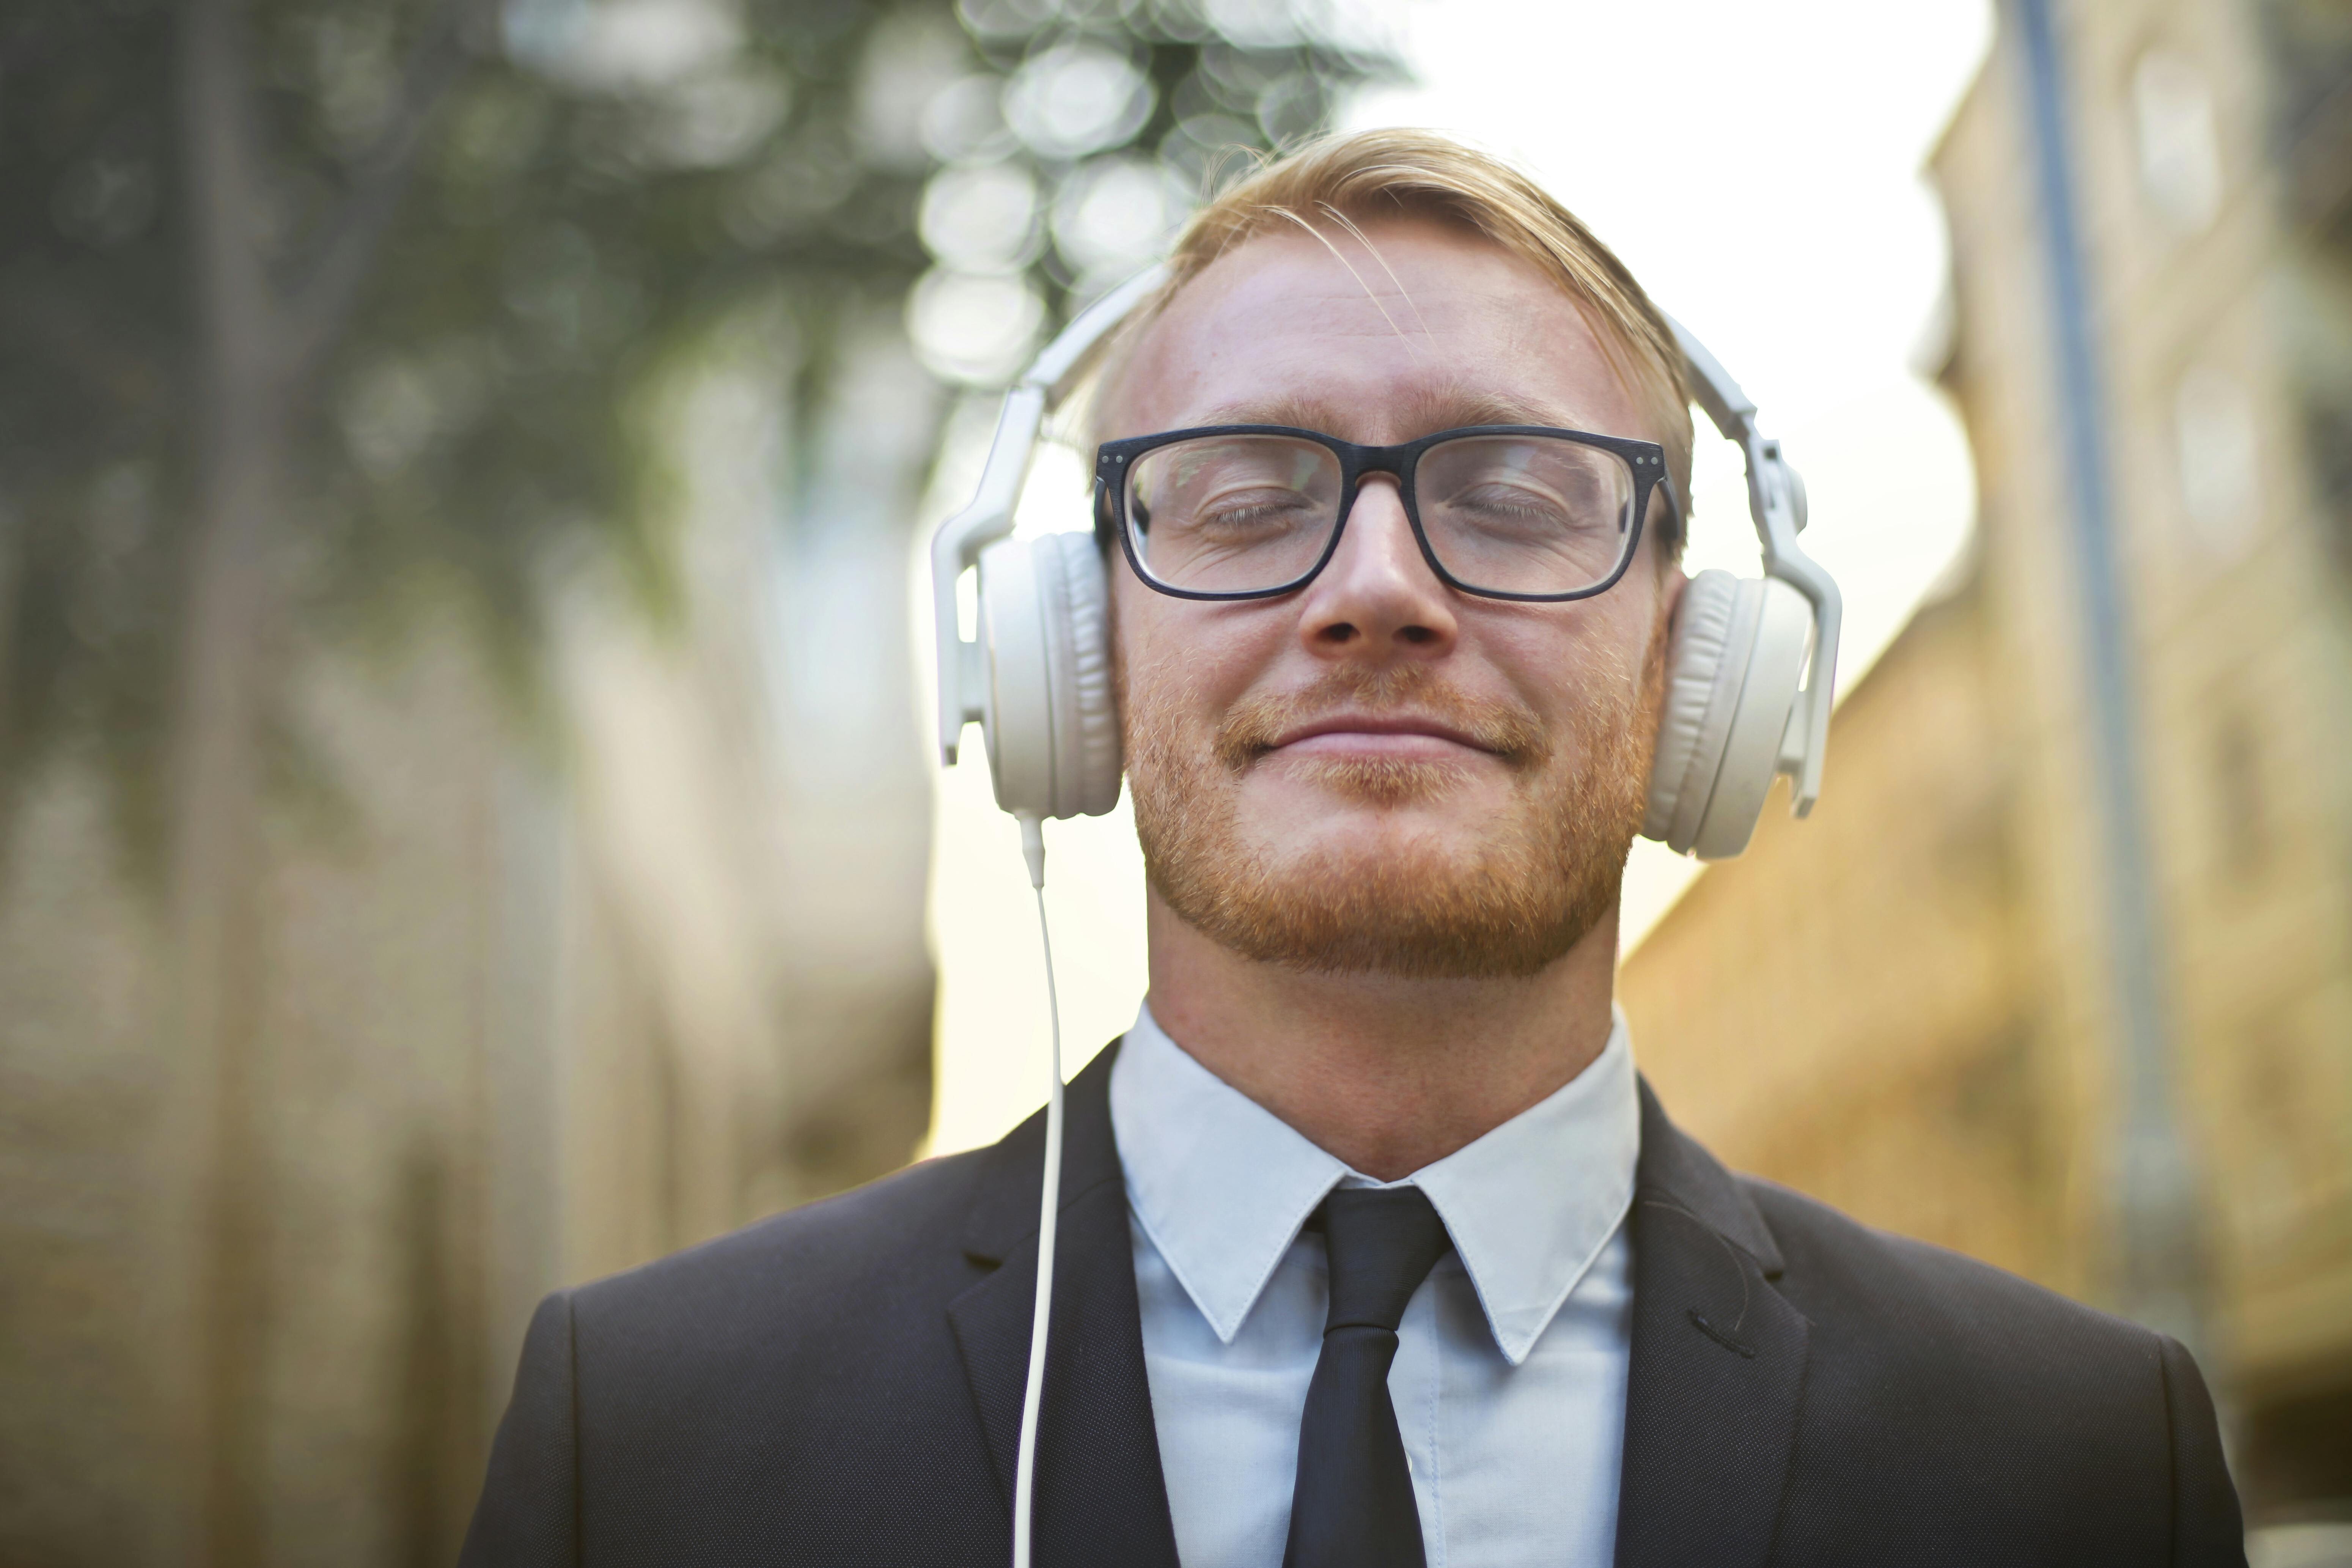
[1267, 713, 1496, 756]
[1212, 678, 1549, 774]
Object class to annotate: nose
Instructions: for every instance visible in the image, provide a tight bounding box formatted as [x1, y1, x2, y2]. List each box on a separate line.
[1294, 477, 1459, 664]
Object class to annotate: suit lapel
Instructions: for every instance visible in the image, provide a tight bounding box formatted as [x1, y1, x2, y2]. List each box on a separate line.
[947, 1053, 1803, 1568]
[1614, 1078, 1810, 1568]
[948, 1041, 1182, 1568]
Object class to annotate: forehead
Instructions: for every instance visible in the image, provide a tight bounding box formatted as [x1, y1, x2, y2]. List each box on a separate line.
[1108, 217, 1640, 445]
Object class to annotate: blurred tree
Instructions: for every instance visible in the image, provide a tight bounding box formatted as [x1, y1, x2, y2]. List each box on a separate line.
[0, 0, 1392, 1558]
[0, 0, 1396, 874]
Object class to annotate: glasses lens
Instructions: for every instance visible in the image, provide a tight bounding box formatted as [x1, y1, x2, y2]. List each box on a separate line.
[1125, 435, 1343, 593]
[1415, 435, 1639, 596]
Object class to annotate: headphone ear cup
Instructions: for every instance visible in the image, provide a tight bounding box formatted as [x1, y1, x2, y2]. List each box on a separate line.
[1644, 571, 1812, 859]
[1688, 577, 1811, 859]
[976, 532, 1123, 820]
[1645, 570, 1744, 851]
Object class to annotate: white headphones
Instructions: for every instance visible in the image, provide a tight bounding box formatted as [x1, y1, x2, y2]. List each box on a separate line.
[929, 264, 1843, 861]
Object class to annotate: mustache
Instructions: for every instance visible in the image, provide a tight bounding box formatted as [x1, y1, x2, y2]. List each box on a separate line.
[1211, 664, 1550, 773]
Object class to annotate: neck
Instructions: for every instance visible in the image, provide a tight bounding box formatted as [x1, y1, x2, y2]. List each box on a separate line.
[1142, 889, 1622, 1180]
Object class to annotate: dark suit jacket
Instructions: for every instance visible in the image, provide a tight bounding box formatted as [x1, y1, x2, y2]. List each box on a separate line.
[460, 1041, 2245, 1566]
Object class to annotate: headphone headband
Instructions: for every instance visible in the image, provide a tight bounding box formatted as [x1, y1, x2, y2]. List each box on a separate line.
[931, 265, 1170, 765]
[1664, 315, 1842, 816]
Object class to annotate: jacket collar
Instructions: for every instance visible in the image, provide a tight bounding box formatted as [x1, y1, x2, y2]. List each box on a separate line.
[950, 1039, 1182, 1568]
[1613, 1077, 1809, 1568]
[1111, 1002, 1642, 1365]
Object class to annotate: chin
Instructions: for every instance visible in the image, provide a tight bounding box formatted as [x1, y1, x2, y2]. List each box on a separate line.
[1252, 808, 1468, 873]
[1160, 819, 1610, 981]
[1139, 758, 1632, 980]
[1245, 789, 1532, 884]
[1239, 757, 1531, 865]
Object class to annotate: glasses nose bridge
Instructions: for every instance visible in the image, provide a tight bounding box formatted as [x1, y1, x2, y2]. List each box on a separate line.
[1324, 446, 1434, 600]
[1342, 442, 1417, 514]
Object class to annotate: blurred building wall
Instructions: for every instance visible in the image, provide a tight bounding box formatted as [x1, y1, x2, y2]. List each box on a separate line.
[1619, 0, 2352, 1534]
[0, 330, 937, 1565]
[1620, 572, 2062, 1280]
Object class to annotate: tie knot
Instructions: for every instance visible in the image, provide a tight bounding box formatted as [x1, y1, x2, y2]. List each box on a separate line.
[1317, 1186, 1451, 1334]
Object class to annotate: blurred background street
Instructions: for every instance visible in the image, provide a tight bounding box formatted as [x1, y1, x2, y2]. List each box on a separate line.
[0, 0, 2346, 1562]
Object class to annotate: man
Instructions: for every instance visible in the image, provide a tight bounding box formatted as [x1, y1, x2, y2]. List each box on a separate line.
[461, 131, 2244, 1566]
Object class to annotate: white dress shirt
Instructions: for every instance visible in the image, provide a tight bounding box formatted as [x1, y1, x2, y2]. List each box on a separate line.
[1109, 1002, 1642, 1568]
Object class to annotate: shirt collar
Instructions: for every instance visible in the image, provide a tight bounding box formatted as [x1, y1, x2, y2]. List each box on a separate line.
[1109, 1001, 1641, 1366]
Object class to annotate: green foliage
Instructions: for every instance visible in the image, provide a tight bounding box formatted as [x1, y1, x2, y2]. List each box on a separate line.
[0, 0, 1396, 864]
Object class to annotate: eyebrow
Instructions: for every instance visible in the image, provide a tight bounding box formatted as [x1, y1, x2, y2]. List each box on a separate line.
[1188, 386, 1586, 439]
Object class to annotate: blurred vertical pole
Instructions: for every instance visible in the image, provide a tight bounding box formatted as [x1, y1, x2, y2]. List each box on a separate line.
[2006, 0, 2206, 1352]
[176, 0, 286, 1559]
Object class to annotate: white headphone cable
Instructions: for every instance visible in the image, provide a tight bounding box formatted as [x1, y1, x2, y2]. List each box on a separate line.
[1012, 812, 1063, 1568]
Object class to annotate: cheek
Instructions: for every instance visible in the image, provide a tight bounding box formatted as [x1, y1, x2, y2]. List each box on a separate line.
[1588, 588, 1665, 676]
[1113, 597, 1212, 750]
[1114, 586, 1285, 720]
[1476, 596, 1663, 742]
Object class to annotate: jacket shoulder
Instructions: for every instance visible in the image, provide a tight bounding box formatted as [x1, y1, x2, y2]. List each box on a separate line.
[1738, 1171, 2191, 1470]
[566, 1145, 992, 1336]
[470, 1148, 1028, 1562]
[1734, 1176, 2243, 1561]
[1739, 1172, 2156, 1357]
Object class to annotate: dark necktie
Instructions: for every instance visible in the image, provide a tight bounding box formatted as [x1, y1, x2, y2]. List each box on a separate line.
[1283, 1186, 1453, 1568]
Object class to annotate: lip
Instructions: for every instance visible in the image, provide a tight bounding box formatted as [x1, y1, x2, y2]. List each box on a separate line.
[1269, 712, 1493, 755]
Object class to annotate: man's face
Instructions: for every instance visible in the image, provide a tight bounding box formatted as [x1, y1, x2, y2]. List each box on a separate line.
[1107, 216, 1681, 978]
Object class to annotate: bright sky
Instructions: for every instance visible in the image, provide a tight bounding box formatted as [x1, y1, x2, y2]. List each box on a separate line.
[919, 0, 1995, 1157]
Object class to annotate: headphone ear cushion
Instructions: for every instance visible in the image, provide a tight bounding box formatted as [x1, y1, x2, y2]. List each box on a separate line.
[1044, 530, 1122, 818]
[1643, 570, 1813, 859]
[1687, 577, 1811, 860]
[1644, 569, 1746, 851]
[977, 532, 1122, 821]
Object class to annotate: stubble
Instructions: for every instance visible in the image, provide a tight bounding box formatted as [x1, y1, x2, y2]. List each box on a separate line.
[1124, 621, 1667, 979]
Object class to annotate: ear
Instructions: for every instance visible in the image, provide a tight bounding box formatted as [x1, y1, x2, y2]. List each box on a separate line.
[1657, 565, 1689, 623]
[1646, 565, 1689, 692]
[1101, 538, 1128, 720]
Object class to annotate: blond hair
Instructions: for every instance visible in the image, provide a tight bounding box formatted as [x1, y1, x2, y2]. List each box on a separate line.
[1091, 128, 1693, 557]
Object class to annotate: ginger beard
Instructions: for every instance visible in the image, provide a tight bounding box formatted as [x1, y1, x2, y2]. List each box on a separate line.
[1124, 612, 1669, 979]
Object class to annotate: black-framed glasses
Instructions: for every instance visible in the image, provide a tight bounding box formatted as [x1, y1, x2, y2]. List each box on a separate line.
[1094, 423, 1670, 602]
